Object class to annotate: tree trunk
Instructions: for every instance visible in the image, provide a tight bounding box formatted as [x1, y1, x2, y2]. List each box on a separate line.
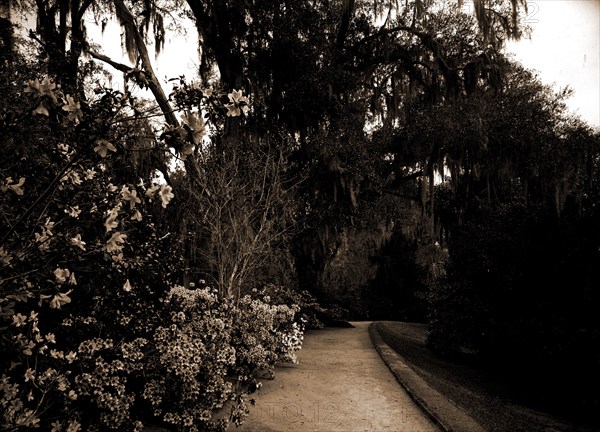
[0, 0, 14, 68]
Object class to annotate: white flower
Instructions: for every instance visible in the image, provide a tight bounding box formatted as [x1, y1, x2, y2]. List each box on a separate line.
[94, 139, 117, 158]
[122, 185, 141, 209]
[130, 210, 143, 221]
[225, 89, 250, 117]
[159, 185, 174, 208]
[22, 340, 36, 356]
[50, 349, 64, 359]
[44, 218, 55, 234]
[225, 103, 241, 117]
[71, 172, 82, 184]
[104, 214, 119, 232]
[84, 168, 96, 180]
[62, 94, 83, 124]
[123, 279, 132, 292]
[57, 143, 70, 155]
[12, 313, 27, 327]
[24, 368, 35, 382]
[2, 177, 26, 195]
[50, 291, 72, 309]
[33, 102, 49, 116]
[146, 184, 160, 198]
[24, 77, 57, 101]
[60, 171, 82, 185]
[104, 206, 121, 233]
[228, 89, 250, 105]
[105, 232, 127, 253]
[35, 219, 55, 251]
[53, 268, 71, 283]
[70, 234, 86, 251]
[65, 205, 81, 218]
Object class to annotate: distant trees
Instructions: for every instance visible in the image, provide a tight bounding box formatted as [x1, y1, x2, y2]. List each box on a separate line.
[167, 0, 558, 324]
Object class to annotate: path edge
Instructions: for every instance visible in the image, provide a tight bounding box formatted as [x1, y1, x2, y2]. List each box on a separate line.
[368, 321, 486, 432]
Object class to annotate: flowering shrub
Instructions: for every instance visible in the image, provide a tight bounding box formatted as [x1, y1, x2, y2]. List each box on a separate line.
[0, 70, 179, 430]
[260, 284, 336, 330]
[235, 292, 303, 374]
[1, 66, 303, 431]
[139, 285, 303, 431]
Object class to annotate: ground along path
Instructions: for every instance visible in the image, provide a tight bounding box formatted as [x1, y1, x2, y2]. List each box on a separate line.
[231, 322, 439, 432]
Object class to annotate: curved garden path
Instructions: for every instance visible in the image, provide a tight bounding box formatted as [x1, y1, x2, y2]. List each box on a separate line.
[231, 322, 439, 432]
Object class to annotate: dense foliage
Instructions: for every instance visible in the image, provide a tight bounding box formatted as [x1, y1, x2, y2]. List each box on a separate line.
[425, 66, 600, 413]
[0, 50, 305, 430]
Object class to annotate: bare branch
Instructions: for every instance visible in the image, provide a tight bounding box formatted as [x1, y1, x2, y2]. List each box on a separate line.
[87, 49, 132, 74]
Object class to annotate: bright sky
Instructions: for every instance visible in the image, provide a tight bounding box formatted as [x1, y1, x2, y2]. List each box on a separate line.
[505, 0, 600, 127]
[84, 13, 199, 97]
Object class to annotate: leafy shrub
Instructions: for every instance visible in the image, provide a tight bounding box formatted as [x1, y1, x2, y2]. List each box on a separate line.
[1, 69, 304, 431]
[260, 284, 327, 329]
[428, 200, 600, 412]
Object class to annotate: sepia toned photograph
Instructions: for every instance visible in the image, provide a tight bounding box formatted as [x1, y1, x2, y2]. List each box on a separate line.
[1, 0, 598, 431]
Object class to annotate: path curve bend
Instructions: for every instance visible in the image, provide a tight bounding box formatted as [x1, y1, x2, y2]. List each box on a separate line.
[231, 322, 439, 432]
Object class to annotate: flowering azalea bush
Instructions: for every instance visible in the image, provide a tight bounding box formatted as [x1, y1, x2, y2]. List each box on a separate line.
[235, 291, 303, 374]
[140, 285, 303, 431]
[1, 65, 302, 431]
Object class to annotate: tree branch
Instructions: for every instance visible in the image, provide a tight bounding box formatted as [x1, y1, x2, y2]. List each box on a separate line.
[87, 49, 132, 73]
[76, 0, 94, 23]
[112, 0, 180, 128]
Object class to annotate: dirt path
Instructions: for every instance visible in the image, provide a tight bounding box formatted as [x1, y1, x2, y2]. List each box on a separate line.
[231, 322, 439, 432]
